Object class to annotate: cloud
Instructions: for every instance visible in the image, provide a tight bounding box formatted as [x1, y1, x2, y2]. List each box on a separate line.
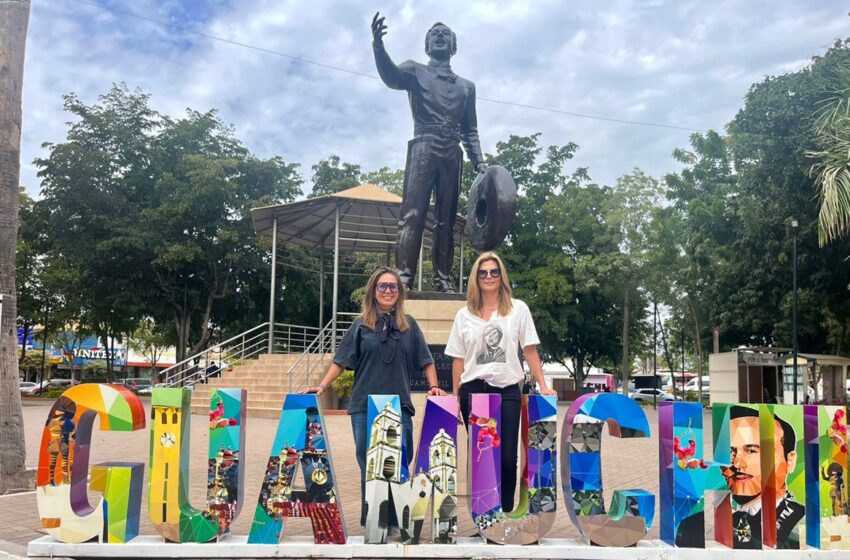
[19, 0, 849, 197]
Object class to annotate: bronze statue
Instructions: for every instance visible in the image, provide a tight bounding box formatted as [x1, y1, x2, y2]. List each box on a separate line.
[371, 13, 486, 292]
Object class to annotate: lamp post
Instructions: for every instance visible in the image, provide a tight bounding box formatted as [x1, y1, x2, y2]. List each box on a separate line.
[653, 301, 658, 410]
[39, 302, 49, 387]
[181, 273, 195, 365]
[791, 218, 799, 404]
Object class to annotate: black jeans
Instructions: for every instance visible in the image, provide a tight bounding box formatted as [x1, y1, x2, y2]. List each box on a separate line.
[458, 379, 521, 512]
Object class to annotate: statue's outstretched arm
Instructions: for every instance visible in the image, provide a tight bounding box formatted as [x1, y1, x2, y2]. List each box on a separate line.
[371, 12, 410, 91]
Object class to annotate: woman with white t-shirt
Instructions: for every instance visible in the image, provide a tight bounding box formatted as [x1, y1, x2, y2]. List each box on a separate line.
[445, 251, 556, 512]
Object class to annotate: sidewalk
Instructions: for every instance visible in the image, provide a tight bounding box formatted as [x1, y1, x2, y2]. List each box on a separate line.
[0, 398, 712, 550]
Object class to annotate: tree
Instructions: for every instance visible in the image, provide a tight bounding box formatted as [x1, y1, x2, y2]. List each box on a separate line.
[52, 329, 86, 383]
[493, 134, 623, 387]
[16, 187, 41, 361]
[129, 318, 169, 383]
[361, 166, 404, 196]
[36, 85, 303, 365]
[309, 155, 361, 197]
[0, 0, 31, 493]
[606, 169, 660, 393]
[807, 41, 850, 246]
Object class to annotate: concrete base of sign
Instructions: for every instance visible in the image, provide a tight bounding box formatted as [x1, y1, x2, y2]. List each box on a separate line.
[27, 535, 850, 559]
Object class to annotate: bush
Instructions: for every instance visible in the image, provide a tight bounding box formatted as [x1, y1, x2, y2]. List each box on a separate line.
[331, 370, 355, 398]
[31, 387, 67, 399]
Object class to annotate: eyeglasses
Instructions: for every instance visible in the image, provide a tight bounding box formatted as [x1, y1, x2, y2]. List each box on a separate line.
[376, 282, 400, 293]
[477, 268, 501, 279]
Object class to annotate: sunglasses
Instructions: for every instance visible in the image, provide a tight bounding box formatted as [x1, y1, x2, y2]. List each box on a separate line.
[376, 282, 400, 293]
[477, 268, 501, 279]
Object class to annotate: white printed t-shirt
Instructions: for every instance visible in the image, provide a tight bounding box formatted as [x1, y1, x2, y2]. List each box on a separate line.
[445, 298, 540, 388]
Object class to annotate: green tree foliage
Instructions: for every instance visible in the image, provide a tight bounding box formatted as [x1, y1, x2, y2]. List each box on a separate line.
[664, 41, 850, 359]
[493, 134, 625, 385]
[128, 318, 170, 382]
[35, 84, 303, 363]
[309, 155, 361, 197]
[360, 166, 405, 196]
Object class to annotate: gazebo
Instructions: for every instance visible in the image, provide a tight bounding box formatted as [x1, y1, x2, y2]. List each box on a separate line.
[251, 184, 467, 349]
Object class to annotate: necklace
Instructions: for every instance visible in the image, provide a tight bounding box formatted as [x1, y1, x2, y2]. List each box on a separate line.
[376, 312, 399, 364]
[377, 333, 398, 364]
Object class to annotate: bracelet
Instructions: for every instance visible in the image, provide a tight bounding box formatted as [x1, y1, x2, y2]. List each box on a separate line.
[429, 385, 440, 391]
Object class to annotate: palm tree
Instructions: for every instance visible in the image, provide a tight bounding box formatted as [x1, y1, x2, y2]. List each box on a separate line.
[809, 74, 850, 246]
[0, 0, 32, 493]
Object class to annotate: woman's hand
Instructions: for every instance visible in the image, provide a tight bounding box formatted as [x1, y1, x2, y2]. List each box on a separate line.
[539, 386, 557, 397]
[427, 386, 446, 396]
[301, 384, 327, 395]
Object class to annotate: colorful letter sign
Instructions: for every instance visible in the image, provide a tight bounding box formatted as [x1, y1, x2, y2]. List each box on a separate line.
[30, 383, 850, 552]
[659, 401, 726, 548]
[149, 387, 246, 542]
[247, 393, 345, 544]
[404, 395, 460, 544]
[36, 383, 146, 543]
[805, 404, 849, 549]
[468, 393, 558, 544]
[562, 392, 654, 547]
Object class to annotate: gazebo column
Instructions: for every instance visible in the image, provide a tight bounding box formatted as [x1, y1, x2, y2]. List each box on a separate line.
[319, 244, 325, 331]
[267, 217, 277, 354]
[331, 203, 340, 352]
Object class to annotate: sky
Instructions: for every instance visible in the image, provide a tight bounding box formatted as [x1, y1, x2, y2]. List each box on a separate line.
[19, 0, 849, 198]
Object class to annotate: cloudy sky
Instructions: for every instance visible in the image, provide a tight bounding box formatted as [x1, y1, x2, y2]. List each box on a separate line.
[19, 0, 848, 197]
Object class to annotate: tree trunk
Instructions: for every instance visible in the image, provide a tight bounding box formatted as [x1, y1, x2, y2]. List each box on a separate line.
[18, 318, 27, 360]
[575, 353, 586, 390]
[0, 0, 31, 493]
[620, 284, 630, 395]
[688, 297, 704, 400]
[659, 320, 675, 381]
[712, 325, 720, 354]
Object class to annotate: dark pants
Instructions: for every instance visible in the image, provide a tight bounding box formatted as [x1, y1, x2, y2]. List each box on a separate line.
[350, 410, 414, 526]
[397, 136, 463, 290]
[459, 379, 521, 512]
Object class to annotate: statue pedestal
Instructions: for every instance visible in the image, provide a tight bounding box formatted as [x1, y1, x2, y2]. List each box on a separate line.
[405, 292, 466, 345]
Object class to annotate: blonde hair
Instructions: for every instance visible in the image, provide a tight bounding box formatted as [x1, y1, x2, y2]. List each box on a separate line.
[466, 252, 513, 316]
[360, 267, 410, 332]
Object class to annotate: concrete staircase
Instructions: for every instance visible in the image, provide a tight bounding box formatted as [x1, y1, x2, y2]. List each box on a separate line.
[189, 352, 333, 418]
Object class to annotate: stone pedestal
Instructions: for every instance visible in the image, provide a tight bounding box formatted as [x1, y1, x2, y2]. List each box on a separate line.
[405, 293, 466, 345]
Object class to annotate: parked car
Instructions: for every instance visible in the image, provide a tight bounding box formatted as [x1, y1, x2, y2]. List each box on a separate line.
[29, 378, 79, 395]
[19, 381, 37, 391]
[629, 388, 680, 402]
[124, 377, 152, 395]
[684, 376, 710, 392]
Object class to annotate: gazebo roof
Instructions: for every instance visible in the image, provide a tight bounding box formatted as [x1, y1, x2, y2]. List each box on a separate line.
[251, 183, 466, 253]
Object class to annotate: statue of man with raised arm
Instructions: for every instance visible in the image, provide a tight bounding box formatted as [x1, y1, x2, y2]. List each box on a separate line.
[371, 12, 487, 292]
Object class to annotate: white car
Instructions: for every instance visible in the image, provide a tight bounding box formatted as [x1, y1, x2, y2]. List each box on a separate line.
[629, 388, 680, 402]
[19, 381, 37, 391]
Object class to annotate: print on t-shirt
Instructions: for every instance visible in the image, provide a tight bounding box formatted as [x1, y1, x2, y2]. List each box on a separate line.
[476, 323, 507, 365]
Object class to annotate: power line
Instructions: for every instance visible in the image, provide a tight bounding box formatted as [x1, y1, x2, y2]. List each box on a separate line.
[67, 0, 707, 133]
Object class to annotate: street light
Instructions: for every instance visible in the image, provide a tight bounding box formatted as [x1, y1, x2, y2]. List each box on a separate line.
[791, 218, 799, 404]
[182, 273, 196, 366]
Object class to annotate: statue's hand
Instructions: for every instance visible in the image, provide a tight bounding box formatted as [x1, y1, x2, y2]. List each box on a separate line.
[475, 163, 488, 173]
[371, 12, 387, 46]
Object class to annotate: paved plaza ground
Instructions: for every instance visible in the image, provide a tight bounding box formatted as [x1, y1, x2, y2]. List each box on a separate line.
[0, 397, 716, 555]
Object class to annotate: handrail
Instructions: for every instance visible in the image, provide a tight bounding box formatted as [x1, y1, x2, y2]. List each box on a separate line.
[162, 321, 322, 388]
[283, 314, 357, 391]
[285, 319, 335, 391]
